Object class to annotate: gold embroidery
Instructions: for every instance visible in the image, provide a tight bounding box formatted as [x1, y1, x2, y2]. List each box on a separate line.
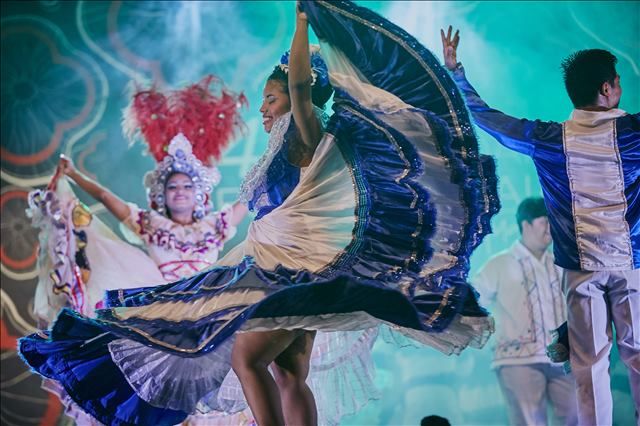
[317, 0, 463, 139]
[425, 287, 454, 327]
[315, 1, 485, 279]
[100, 308, 248, 354]
[110, 288, 267, 322]
[341, 105, 422, 275]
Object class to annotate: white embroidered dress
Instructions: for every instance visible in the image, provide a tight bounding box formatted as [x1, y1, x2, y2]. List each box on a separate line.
[30, 177, 237, 323]
[124, 203, 236, 282]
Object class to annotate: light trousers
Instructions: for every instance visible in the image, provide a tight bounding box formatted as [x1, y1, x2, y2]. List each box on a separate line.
[497, 363, 578, 425]
[564, 269, 640, 426]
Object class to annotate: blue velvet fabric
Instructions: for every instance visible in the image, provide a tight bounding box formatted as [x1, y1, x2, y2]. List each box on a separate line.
[19, 318, 188, 426]
[319, 101, 436, 282]
[618, 114, 640, 267]
[27, 270, 485, 357]
[301, 0, 474, 130]
[96, 256, 485, 355]
[452, 67, 583, 269]
[19, 2, 500, 424]
[303, 0, 500, 284]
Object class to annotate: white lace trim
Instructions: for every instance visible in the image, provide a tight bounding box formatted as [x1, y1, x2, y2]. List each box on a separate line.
[238, 112, 293, 205]
[238, 106, 328, 208]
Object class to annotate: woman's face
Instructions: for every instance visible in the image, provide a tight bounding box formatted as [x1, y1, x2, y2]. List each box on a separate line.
[164, 173, 196, 216]
[259, 79, 291, 133]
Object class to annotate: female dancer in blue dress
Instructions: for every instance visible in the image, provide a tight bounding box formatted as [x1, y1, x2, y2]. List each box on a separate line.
[19, 1, 500, 425]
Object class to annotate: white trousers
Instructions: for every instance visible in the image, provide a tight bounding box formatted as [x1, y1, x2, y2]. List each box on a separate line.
[497, 363, 578, 425]
[564, 269, 640, 426]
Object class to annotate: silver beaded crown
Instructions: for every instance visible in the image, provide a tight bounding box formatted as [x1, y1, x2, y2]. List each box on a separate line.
[143, 133, 221, 219]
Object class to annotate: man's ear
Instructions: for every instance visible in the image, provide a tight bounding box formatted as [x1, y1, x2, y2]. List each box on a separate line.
[600, 81, 611, 97]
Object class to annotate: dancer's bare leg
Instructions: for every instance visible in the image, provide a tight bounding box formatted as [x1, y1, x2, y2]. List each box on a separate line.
[272, 331, 317, 426]
[231, 329, 303, 426]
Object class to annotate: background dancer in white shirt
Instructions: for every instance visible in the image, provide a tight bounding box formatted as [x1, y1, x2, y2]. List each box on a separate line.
[473, 197, 577, 426]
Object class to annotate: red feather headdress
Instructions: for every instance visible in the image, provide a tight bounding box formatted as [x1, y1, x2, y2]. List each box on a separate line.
[122, 75, 247, 218]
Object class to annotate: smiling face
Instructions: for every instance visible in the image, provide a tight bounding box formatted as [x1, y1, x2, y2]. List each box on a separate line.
[164, 173, 196, 217]
[259, 79, 291, 133]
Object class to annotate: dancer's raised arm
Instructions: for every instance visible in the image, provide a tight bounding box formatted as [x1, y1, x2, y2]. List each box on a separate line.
[441, 25, 557, 157]
[58, 154, 131, 222]
[288, 3, 323, 159]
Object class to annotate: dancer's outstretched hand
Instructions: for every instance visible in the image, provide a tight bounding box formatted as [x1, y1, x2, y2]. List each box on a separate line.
[48, 154, 75, 190]
[440, 25, 460, 71]
[58, 154, 76, 176]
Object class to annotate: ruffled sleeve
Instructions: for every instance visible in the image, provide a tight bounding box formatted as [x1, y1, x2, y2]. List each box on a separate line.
[202, 204, 237, 244]
[122, 202, 172, 243]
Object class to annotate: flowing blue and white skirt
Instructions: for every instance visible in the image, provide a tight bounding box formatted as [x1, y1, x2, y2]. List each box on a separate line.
[19, 1, 500, 425]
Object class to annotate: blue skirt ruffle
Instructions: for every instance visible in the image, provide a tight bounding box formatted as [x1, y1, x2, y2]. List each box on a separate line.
[19, 1, 500, 424]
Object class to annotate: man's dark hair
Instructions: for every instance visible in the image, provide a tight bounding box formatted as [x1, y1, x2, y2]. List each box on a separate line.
[420, 415, 451, 426]
[561, 49, 618, 108]
[516, 197, 548, 234]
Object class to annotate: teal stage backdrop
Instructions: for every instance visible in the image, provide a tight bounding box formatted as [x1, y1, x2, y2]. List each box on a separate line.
[1, 1, 638, 425]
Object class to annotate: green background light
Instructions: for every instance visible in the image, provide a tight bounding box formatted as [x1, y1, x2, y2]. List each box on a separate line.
[1, 1, 638, 424]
